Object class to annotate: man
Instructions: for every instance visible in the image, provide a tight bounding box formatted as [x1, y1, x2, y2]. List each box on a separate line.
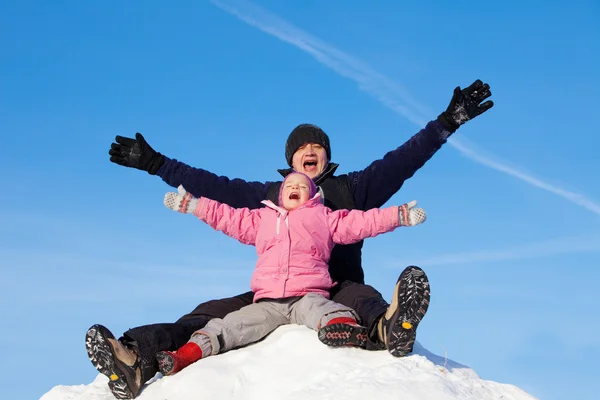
[86, 80, 493, 399]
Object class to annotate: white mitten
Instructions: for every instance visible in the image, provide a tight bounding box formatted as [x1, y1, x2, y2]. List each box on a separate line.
[164, 185, 198, 214]
[398, 200, 426, 227]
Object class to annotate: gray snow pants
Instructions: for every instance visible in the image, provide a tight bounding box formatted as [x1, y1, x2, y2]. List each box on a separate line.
[190, 293, 357, 355]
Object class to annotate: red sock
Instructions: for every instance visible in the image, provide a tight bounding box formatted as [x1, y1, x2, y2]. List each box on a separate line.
[157, 342, 204, 376]
[326, 317, 359, 327]
[177, 342, 203, 363]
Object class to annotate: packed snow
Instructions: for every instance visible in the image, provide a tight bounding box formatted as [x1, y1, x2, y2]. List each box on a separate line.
[41, 325, 537, 400]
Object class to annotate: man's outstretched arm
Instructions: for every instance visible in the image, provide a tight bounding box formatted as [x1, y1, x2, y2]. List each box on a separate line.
[348, 79, 494, 210]
[108, 133, 271, 209]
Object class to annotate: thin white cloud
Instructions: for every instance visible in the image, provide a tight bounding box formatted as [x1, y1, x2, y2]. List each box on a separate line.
[208, 0, 431, 126]
[449, 137, 600, 215]
[0, 251, 251, 305]
[392, 234, 600, 267]
[209, 0, 600, 217]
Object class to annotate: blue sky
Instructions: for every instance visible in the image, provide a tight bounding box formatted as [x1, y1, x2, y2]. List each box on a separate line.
[1, 0, 599, 399]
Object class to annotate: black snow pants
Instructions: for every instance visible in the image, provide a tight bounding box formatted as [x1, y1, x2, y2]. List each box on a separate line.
[122, 281, 389, 384]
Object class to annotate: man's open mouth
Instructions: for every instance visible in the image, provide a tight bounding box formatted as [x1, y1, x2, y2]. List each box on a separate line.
[303, 160, 317, 169]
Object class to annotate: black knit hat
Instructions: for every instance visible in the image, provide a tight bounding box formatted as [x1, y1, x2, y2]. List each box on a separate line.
[285, 124, 331, 166]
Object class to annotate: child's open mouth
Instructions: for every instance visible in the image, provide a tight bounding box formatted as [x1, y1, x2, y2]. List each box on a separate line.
[289, 192, 300, 200]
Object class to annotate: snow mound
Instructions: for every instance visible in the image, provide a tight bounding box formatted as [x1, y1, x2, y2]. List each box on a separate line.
[41, 325, 537, 400]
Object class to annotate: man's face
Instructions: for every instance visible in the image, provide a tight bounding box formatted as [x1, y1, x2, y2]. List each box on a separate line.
[291, 143, 328, 179]
[281, 174, 312, 210]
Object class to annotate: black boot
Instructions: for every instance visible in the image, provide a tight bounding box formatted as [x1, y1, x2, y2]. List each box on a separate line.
[318, 318, 368, 348]
[378, 266, 430, 357]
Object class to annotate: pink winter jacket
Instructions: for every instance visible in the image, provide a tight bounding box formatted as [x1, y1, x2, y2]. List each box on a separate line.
[193, 194, 400, 302]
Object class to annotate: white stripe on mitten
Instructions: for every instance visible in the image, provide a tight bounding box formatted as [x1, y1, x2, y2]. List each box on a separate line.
[398, 200, 427, 227]
[164, 185, 198, 214]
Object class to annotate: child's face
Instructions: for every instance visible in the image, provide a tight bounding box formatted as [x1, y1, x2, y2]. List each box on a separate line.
[281, 174, 312, 210]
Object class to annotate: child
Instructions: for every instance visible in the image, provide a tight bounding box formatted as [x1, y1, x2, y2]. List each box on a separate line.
[157, 172, 426, 375]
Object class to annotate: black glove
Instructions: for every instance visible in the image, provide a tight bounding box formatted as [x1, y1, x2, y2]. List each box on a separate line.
[108, 133, 165, 175]
[437, 79, 494, 133]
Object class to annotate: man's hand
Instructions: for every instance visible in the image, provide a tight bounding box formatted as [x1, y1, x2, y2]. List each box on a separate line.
[164, 185, 198, 214]
[398, 200, 426, 227]
[438, 79, 494, 132]
[109, 133, 165, 175]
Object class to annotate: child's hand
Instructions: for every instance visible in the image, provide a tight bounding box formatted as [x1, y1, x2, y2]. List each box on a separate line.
[164, 185, 198, 214]
[398, 200, 426, 227]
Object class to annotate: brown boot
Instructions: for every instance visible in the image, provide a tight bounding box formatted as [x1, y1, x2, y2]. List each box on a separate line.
[85, 324, 143, 399]
[377, 266, 430, 357]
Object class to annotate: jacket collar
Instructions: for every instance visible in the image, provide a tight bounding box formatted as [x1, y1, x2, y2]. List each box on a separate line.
[276, 163, 339, 186]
